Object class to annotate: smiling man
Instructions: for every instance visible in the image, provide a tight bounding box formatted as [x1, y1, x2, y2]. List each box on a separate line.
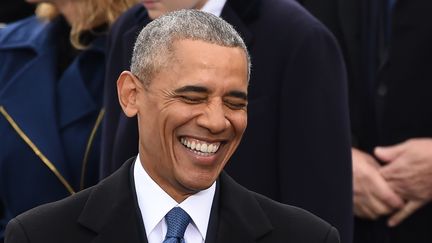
[5, 10, 339, 243]
[122, 37, 249, 205]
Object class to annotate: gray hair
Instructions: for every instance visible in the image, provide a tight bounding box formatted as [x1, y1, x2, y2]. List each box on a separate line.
[130, 9, 251, 86]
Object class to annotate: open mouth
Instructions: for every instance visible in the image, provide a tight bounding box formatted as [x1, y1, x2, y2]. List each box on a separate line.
[180, 137, 221, 156]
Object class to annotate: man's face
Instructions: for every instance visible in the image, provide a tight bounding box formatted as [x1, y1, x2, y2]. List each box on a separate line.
[135, 40, 248, 202]
[142, 0, 208, 19]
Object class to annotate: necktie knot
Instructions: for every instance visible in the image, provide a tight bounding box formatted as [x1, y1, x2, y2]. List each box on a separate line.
[163, 207, 191, 243]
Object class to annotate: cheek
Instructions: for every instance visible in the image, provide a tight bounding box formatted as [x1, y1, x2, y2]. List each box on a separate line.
[160, 105, 198, 139]
[230, 112, 248, 135]
[137, 100, 164, 146]
[162, 103, 200, 123]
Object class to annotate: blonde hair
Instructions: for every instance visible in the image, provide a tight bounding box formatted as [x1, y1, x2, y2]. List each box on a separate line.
[36, 0, 139, 49]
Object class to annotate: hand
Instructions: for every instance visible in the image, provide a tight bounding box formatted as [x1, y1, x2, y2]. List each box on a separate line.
[375, 138, 432, 226]
[387, 200, 425, 227]
[377, 138, 432, 201]
[352, 148, 404, 219]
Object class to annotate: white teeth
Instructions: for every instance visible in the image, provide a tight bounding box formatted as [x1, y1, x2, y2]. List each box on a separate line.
[200, 144, 208, 153]
[180, 137, 220, 154]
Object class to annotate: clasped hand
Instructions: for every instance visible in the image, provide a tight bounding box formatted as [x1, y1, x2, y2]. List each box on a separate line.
[353, 138, 432, 227]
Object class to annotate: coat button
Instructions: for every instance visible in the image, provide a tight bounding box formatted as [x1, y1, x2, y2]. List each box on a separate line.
[377, 84, 387, 96]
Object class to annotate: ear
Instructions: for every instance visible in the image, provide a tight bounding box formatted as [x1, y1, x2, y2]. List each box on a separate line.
[117, 71, 140, 117]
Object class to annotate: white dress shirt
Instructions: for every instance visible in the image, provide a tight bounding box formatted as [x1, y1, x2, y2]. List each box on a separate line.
[201, 0, 227, 17]
[134, 156, 216, 243]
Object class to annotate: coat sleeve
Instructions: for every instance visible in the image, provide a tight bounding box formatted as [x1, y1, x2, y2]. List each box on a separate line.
[5, 219, 29, 243]
[278, 22, 352, 243]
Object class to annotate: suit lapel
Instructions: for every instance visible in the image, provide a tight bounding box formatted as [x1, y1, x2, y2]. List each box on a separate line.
[77, 161, 272, 243]
[212, 172, 273, 242]
[78, 158, 146, 243]
[57, 36, 105, 129]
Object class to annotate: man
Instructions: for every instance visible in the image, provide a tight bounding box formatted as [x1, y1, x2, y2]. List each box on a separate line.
[100, 1, 353, 242]
[299, 0, 432, 242]
[5, 10, 339, 243]
[350, 0, 432, 242]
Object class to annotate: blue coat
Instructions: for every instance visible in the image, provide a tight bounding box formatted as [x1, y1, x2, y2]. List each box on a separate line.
[0, 16, 105, 240]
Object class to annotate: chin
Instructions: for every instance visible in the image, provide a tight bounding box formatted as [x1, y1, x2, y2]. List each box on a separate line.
[147, 10, 164, 20]
[180, 172, 217, 192]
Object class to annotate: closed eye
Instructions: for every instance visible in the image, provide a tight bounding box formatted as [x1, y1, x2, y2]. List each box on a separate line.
[224, 90, 248, 110]
[225, 101, 247, 110]
[174, 85, 208, 104]
[178, 95, 207, 104]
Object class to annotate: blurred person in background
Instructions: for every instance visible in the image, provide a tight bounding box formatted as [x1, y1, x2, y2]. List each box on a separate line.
[351, 0, 432, 242]
[0, 0, 137, 241]
[298, 0, 432, 242]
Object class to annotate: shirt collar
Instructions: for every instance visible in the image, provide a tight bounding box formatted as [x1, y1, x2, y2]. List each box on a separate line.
[134, 155, 216, 240]
[201, 0, 227, 16]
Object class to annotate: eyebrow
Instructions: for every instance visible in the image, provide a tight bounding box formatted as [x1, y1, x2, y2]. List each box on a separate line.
[174, 85, 208, 94]
[174, 85, 248, 101]
[226, 90, 248, 101]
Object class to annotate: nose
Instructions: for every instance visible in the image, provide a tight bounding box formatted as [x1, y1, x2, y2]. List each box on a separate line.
[196, 99, 230, 134]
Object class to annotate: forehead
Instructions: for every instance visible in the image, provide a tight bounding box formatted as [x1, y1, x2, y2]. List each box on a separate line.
[152, 39, 249, 91]
[172, 39, 246, 63]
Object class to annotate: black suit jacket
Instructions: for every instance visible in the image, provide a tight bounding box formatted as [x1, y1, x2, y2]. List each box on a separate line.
[6, 158, 340, 243]
[100, 1, 352, 242]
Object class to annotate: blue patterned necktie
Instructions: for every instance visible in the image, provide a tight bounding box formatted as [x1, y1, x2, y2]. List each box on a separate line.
[163, 207, 191, 243]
